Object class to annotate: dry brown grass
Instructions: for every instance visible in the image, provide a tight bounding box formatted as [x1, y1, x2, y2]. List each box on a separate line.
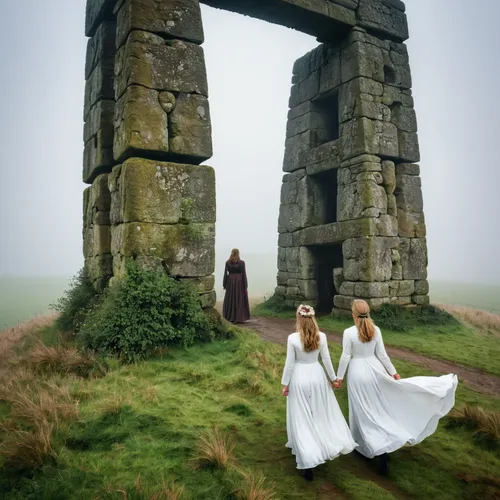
[96, 393, 133, 415]
[131, 474, 185, 500]
[449, 405, 500, 446]
[233, 469, 277, 500]
[193, 427, 235, 470]
[29, 342, 104, 378]
[438, 304, 500, 335]
[0, 419, 57, 469]
[0, 316, 57, 368]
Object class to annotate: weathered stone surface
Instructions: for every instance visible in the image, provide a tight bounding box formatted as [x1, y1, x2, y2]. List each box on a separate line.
[289, 71, 320, 108]
[412, 294, 430, 306]
[201, 0, 356, 41]
[390, 296, 411, 306]
[278, 233, 294, 248]
[83, 115, 115, 185]
[169, 94, 212, 161]
[109, 158, 215, 225]
[279, 246, 316, 280]
[85, 254, 113, 282]
[387, 194, 397, 216]
[319, 50, 341, 93]
[334, 294, 355, 310]
[354, 281, 389, 298]
[396, 174, 423, 213]
[340, 154, 380, 168]
[339, 77, 386, 123]
[111, 222, 215, 278]
[342, 41, 385, 84]
[116, 0, 204, 48]
[333, 267, 344, 293]
[398, 210, 426, 237]
[115, 36, 208, 100]
[288, 101, 315, 121]
[85, 0, 115, 37]
[391, 263, 402, 280]
[114, 86, 168, 162]
[375, 215, 398, 236]
[339, 280, 355, 296]
[199, 290, 216, 308]
[337, 178, 387, 221]
[343, 236, 398, 282]
[277, 272, 287, 286]
[397, 163, 420, 175]
[381, 160, 395, 194]
[84, 58, 115, 120]
[84, 224, 111, 258]
[84, 100, 115, 145]
[391, 103, 417, 133]
[400, 238, 427, 280]
[293, 218, 377, 246]
[286, 110, 325, 139]
[298, 279, 317, 299]
[414, 279, 429, 295]
[398, 131, 420, 162]
[182, 275, 215, 293]
[340, 117, 398, 161]
[283, 130, 318, 172]
[365, 297, 390, 309]
[356, 0, 409, 41]
[85, 21, 116, 80]
[86, 174, 111, 225]
[303, 141, 341, 175]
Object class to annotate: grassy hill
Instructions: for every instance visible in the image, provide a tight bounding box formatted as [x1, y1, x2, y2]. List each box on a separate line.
[1, 318, 499, 499]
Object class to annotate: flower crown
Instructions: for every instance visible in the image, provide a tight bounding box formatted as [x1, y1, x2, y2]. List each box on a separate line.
[298, 304, 315, 317]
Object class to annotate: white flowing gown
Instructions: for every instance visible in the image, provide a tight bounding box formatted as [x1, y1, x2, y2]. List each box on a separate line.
[281, 332, 357, 469]
[337, 325, 458, 459]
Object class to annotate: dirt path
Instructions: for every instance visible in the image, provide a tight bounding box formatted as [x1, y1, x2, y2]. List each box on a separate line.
[242, 316, 500, 397]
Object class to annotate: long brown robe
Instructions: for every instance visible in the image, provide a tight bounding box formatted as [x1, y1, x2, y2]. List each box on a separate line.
[222, 259, 250, 323]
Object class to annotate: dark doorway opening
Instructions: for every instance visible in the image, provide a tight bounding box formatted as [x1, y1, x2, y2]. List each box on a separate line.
[310, 169, 338, 224]
[308, 244, 343, 313]
[312, 92, 340, 146]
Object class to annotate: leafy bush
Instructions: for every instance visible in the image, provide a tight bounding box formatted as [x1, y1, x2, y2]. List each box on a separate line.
[51, 269, 98, 333]
[79, 265, 229, 363]
[374, 304, 460, 333]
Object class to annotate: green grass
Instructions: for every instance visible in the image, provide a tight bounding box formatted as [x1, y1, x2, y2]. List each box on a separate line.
[253, 301, 500, 377]
[2, 329, 500, 499]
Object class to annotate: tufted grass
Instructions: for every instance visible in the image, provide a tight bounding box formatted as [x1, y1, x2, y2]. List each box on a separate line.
[1, 324, 499, 499]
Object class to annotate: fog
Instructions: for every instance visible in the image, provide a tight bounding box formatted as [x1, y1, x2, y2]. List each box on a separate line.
[0, 0, 498, 290]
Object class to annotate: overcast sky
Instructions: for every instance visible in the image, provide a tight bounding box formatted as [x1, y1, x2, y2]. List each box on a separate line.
[0, 0, 498, 285]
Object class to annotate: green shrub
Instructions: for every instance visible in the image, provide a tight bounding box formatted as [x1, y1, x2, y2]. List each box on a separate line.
[373, 304, 460, 333]
[51, 269, 98, 333]
[78, 265, 229, 363]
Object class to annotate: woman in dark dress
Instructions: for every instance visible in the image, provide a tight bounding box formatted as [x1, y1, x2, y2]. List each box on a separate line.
[222, 249, 250, 323]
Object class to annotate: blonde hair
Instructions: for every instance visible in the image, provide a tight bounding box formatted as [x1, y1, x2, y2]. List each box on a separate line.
[352, 299, 376, 343]
[229, 248, 240, 263]
[296, 304, 320, 352]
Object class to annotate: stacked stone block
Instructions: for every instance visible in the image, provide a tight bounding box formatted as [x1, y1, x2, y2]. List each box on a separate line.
[276, 23, 429, 312]
[81, 0, 428, 314]
[83, 0, 216, 309]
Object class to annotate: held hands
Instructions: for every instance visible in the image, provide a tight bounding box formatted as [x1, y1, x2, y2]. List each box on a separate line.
[393, 374, 401, 380]
[282, 386, 289, 397]
[332, 379, 342, 389]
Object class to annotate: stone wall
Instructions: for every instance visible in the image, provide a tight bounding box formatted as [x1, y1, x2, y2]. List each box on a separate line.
[82, 0, 428, 314]
[275, 25, 429, 312]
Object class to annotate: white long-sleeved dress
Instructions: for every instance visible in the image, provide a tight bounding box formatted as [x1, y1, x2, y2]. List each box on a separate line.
[337, 325, 458, 459]
[281, 332, 357, 469]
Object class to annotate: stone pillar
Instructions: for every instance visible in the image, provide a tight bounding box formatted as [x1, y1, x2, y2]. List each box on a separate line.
[275, 23, 429, 312]
[83, 0, 216, 308]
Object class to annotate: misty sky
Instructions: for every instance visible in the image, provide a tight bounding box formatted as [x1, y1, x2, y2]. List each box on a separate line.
[0, 0, 498, 285]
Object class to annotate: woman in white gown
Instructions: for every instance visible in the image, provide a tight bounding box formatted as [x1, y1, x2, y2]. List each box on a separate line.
[281, 304, 357, 481]
[334, 299, 458, 475]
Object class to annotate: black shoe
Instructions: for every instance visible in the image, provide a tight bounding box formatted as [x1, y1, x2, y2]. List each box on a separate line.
[304, 469, 314, 482]
[378, 453, 389, 476]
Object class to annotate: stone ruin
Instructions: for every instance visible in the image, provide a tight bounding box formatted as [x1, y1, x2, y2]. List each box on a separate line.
[82, 0, 429, 316]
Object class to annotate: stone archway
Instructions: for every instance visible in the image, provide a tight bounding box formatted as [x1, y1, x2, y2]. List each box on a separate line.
[82, 0, 429, 314]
